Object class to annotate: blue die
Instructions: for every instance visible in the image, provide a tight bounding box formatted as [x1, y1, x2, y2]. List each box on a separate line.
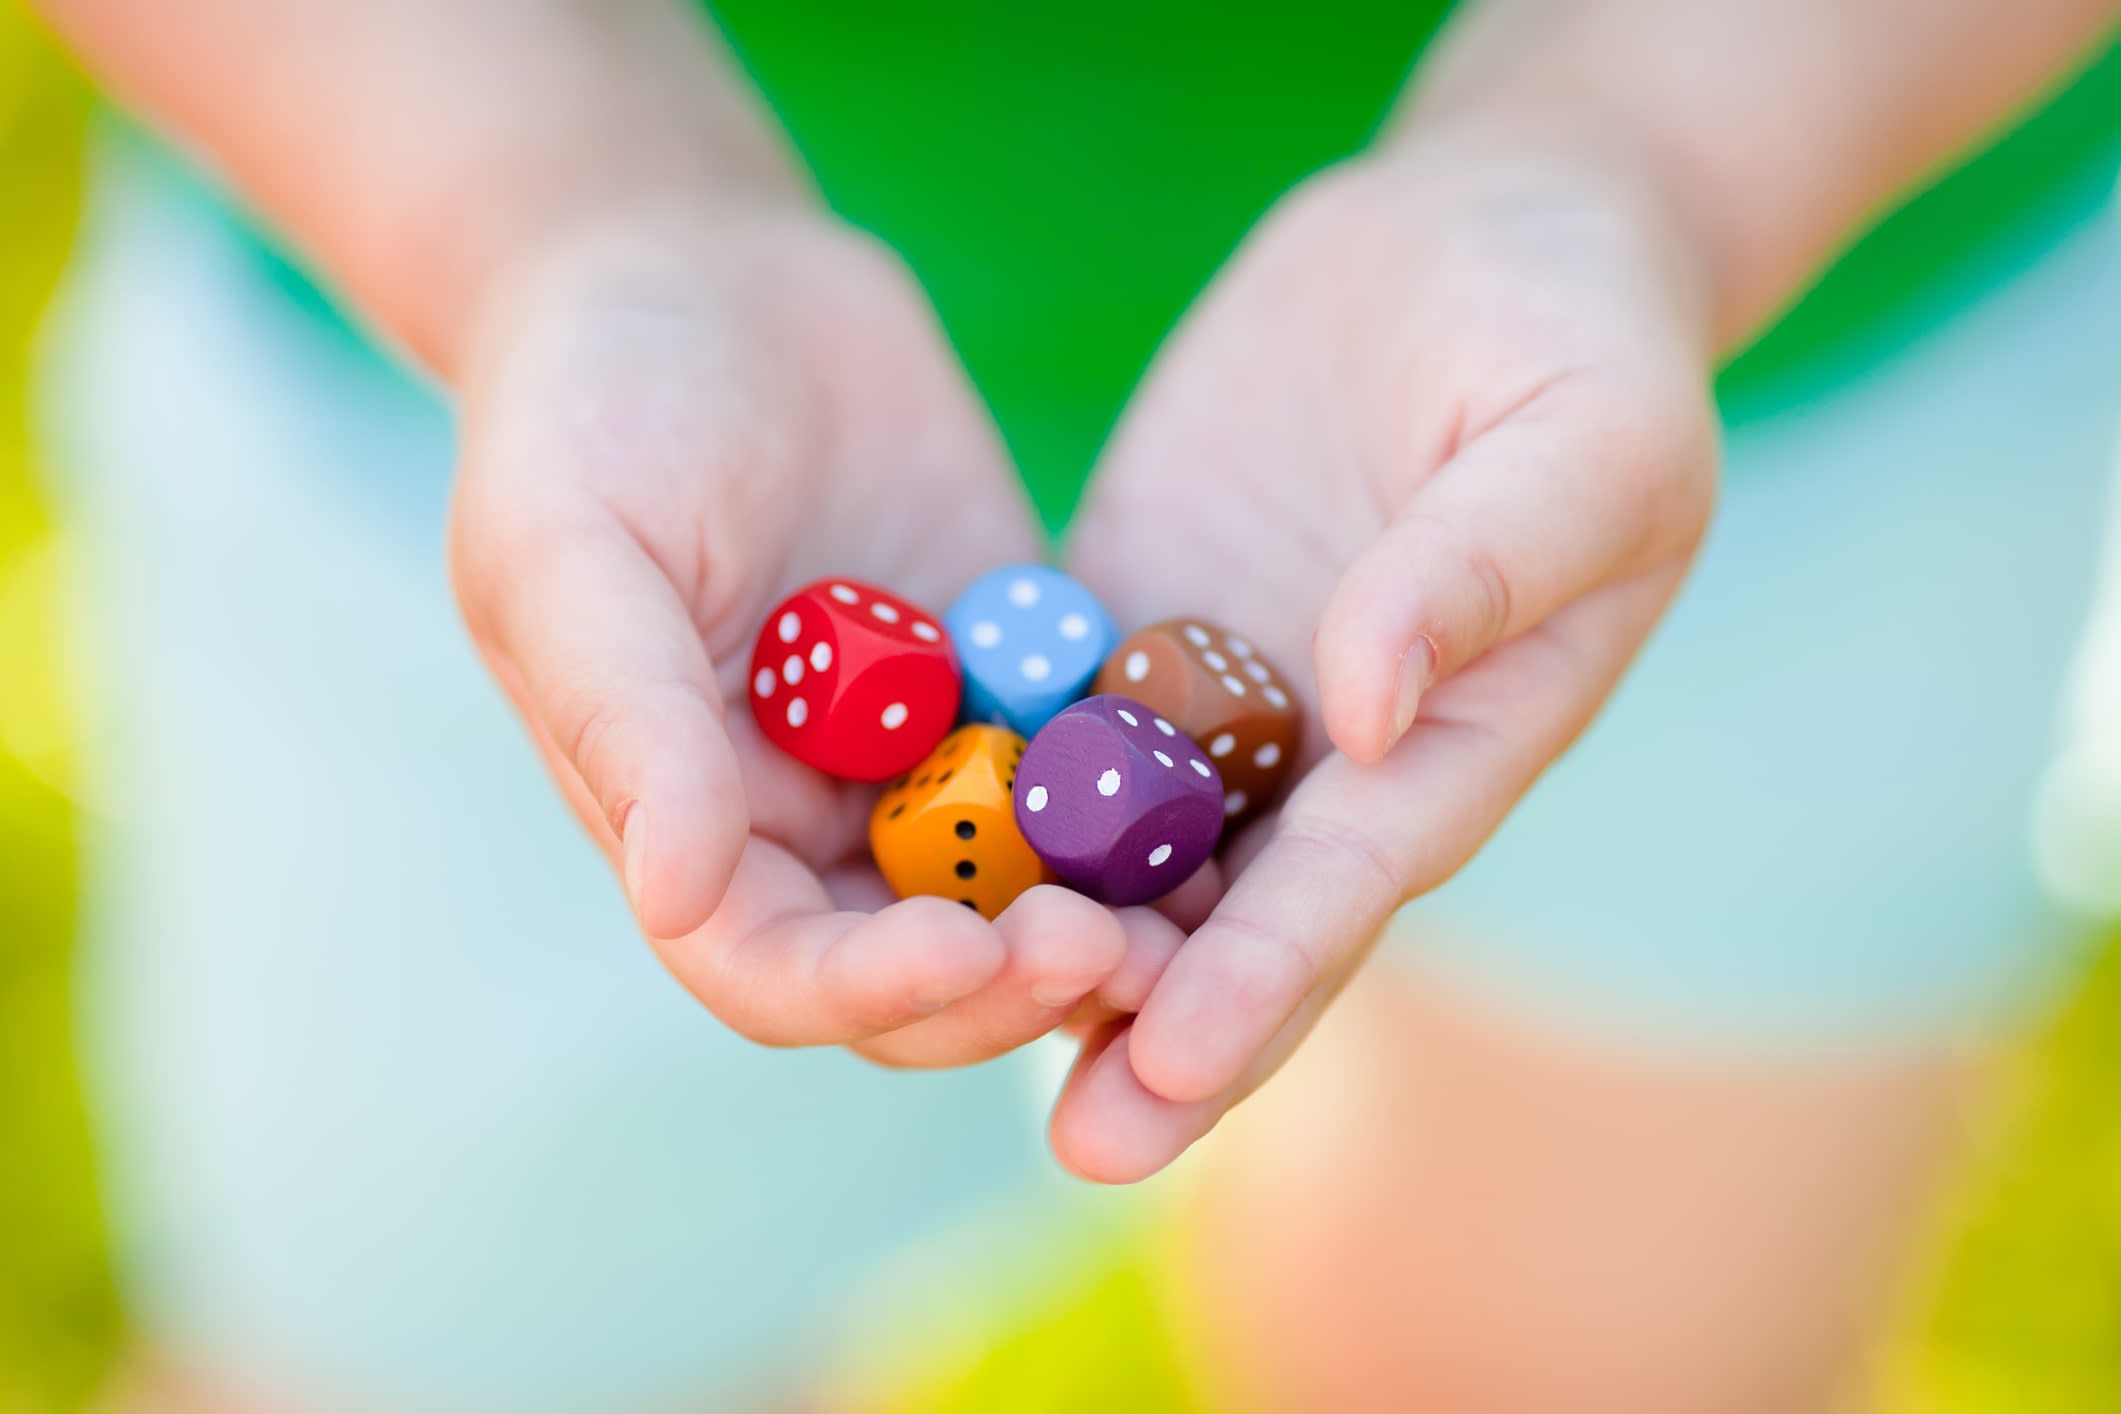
[943, 564, 1119, 736]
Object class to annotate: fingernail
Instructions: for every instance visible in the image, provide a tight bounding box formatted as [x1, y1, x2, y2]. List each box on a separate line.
[619, 802, 648, 912]
[1389, 636, 1439, 747]
[1033, 984, 1092, 1010]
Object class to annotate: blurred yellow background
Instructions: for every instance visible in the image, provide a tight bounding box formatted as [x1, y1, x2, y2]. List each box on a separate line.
[2, 5, 2119, 1411]
[0, 9, 118, 1414]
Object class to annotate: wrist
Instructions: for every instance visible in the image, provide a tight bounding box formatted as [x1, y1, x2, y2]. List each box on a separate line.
[302, 4, 812, 380]
[1390, 0, 2119, 358]
[1386, 0, 1841, 357]
[1355, 118, 1723, 361]
[448, 176, 847, 409]
[418, 139, 812, 382]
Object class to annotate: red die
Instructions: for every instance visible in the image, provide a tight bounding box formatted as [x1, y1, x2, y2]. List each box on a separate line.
[749, 579, 961, 781]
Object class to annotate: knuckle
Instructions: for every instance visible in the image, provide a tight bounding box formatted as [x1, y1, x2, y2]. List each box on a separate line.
[1460, 536, 1517, 650]
[1205, 820, 1407, 998]
[1397, 510, 1516, 658]
[1275, 814, 1409, 911]
[1596, 377, 1720, 551]
[1203, 905, 1328, 1001]
[557, 676, 717, 808]
[557, 685, 629, 806]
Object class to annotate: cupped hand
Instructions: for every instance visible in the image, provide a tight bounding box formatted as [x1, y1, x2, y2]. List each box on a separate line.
[1055, 139, 1722, 1179]
[450, 199, 1139, 1065]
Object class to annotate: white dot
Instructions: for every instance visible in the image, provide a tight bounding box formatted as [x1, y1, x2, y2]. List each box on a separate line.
[1228, 636, 1253, 658]
[880, 702, 909, 730]
[1204, 650, 1229, 672]
[871, 601, 901, 623]
[829, 584, 860, 604]
[754, 667, 777, 698]
[1254, 742, 1282, 769]
[912, 621, 941, 642]
[1153, 750, 1173, 767]
[777, 611, 801, 643]
[1008, 578, 1040, 607]
[1020, 654, 1052, 682]
[1210, 733, 1235, 757]
[1097, 768, 1121, 797]
[787, 697, 808, 728]
[782, 654, 805, 685]
[810, 642, 833, 672]
[1264, 685, 1289, 709]
[1116, 708, 1139, 726]
[1190, 759, 1211, 777]
[1154, 717, 1176, 736]
[1224, 791, 1248, 817]
[969, 620, 1001, 649]
[1221, 674, 1248, 696]
[1245, 660, 1270, 683]
[1059, 613, 1090, 640]
[1025, 785, 1049, 813]
[1123, 650, 1150, 682]
[1148, 843, 1173, 867]
[1184, 625, 1211, 647]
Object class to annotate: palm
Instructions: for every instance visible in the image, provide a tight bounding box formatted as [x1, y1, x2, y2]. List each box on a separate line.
[454, 209, 1128, 1067]
[1068, 294, 1367, 826]
[1056, 158, 1717, 1179]
[616, 223, 1042, 885]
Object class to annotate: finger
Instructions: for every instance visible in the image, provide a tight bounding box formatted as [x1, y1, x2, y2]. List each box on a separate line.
[454, 508, 746, 940]
[1097, 907, 1190, 1014]
[1132, 571, 1679, 1104]
[1048, 1023, 1221, 1185]
[1216, 807, 1281, 881]
[1062, 909, 1188, 1033]
[655, 836, 1007, 1046]
[1314, 384, 1710, 762]
[1152, 856, 1225, 932]
[852, 886, 1128, 1068]
[820, 861, 896, 912]
[1052, 958, 1352, 1184]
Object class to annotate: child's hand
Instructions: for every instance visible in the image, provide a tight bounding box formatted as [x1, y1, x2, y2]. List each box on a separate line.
[1054, 139, 1720, 1179]
[450, 200, 1148, 1065]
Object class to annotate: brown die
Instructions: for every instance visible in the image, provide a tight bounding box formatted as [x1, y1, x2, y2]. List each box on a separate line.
[1092, 619, 1300, 826]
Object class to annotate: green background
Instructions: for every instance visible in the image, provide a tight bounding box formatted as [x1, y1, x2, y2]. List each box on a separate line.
[228, 5, 2121, 526]
[703, 3, 2121, 523]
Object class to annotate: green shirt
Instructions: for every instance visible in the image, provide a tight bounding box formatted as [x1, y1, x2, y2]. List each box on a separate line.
[205, 3, 2121, 526]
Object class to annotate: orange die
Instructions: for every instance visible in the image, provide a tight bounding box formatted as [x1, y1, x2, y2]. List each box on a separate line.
[870, 725, 1052, 919]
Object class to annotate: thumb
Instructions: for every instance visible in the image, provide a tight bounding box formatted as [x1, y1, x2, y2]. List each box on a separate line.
[451, 502, 749, 939]
[1313, 385, 1710, 763]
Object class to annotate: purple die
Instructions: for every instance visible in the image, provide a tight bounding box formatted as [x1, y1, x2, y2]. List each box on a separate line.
[1013, 694, 1224, 906]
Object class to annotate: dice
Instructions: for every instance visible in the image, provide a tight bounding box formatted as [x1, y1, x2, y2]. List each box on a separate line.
[1092, 619, 1300, 826]
[1012, 695, 1223, 906]
[871, 725, 1051, 919]
[749, 579, 960, 781]
[942, 564, 1118, 737]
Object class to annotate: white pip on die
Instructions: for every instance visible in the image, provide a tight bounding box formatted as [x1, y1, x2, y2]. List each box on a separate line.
[942, 564, 1118, 737]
